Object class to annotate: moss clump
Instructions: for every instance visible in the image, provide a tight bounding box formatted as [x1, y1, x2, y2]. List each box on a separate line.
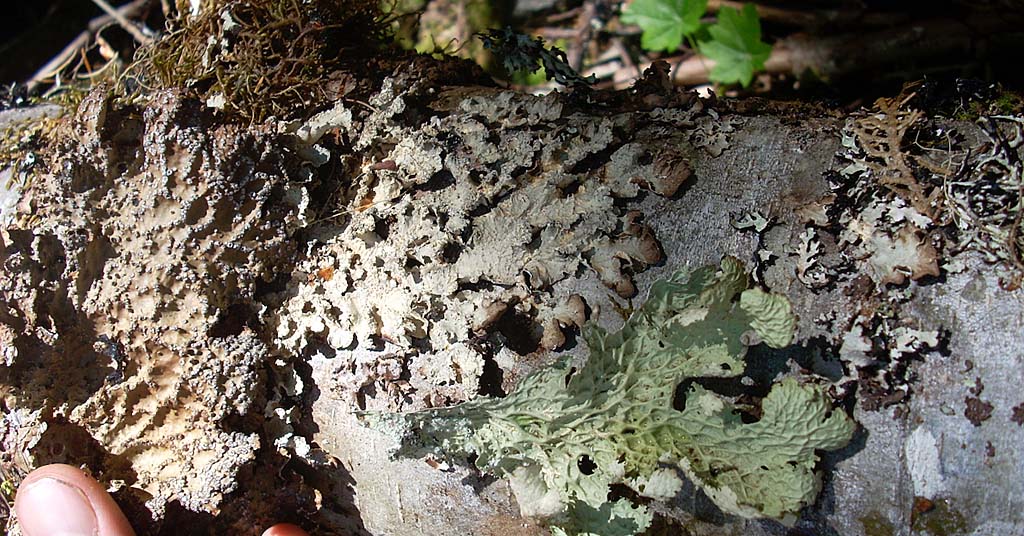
[860, 511, 895, 536]
[385, 0, 506, 67]
[0, 108, 65, 213]
[126, 0, 392, 122]
[993, 91, 1024, 115]
[952, 89, 1024, 120]
[911, 498, 968, 536]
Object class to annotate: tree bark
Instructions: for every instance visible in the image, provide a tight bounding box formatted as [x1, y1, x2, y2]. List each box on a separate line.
[1, 60, 1022, 535]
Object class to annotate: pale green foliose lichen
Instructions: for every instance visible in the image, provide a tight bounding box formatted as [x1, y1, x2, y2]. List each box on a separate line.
[362, 257, 855, 535]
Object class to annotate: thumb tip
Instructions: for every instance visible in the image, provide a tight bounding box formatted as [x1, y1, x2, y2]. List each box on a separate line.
[262, 523, 310, 536]
[15, 464, 135, 536]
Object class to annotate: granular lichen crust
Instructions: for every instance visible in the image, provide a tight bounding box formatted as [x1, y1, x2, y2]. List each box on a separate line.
[270, 80, 721, 411]
[0, 88, 303, 516]
[2, 63, 734, 530]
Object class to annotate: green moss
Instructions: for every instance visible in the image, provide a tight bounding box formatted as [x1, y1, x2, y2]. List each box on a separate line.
[860, 511, 895, 536]
[383, 0, 429, 50]
[126, 0, 392, 123]
[953, 89, 1024, 120]
[953, 101, 987, 121]
[0, 105, 66, 201]
[385, 0, 504, 68]
[912, 499, 968, 536]
[993, 91, 1024, 115]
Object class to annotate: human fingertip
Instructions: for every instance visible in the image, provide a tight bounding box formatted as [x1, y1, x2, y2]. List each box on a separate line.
[261, 522, 310, 536]
[15, 474, 98, 536]
[14, 464, 135, 536]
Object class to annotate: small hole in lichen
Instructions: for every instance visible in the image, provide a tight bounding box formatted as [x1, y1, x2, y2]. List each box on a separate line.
[209, 303, 257, 338]
[739, 410, 761, 424]
[477, 349, 506, 398]
[525, 229, 543, 252]
[468, 203, 492, 218]
[493, 307, 542, 355]
[373, 216, 391, 240]
[577, 455, 597, 475]
[672, 380, 693, 411]
[441, 242, 462, 263]
[414, 170, 455, 193]
[184, 197, 209, 225]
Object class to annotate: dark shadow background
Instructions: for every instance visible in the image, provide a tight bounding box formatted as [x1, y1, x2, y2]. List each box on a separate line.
[2, 0, 1024, 102]
[0, 1, 105, 83]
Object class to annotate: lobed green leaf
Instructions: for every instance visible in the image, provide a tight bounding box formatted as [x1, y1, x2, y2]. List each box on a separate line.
[698, 4, 772, 86]
[621, 0, 707, 52]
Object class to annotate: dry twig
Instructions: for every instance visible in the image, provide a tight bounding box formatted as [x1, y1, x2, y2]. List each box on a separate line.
[706, 0, 907, 28]
[27, 0, 154, 92]
[614, 16, 1021, 89]
[90, 0, 155, 45]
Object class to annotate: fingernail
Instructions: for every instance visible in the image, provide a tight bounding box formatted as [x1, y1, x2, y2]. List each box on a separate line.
[16, 477, 99, 536]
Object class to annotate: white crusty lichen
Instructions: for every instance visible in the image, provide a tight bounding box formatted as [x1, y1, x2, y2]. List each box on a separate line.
[837, 198, 939, 286]
[1, 69, 738, 526]
[945, 114, 1024, 275]
[830, 100, 947, 288]
[0, 168, 21, 227]
[837, 314, 939, 402]
[0, 88, 301, 517]
[362, 258, 855, 536]
[270, 82, 723, 409]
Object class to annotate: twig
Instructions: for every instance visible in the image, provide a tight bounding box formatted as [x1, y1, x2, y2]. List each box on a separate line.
[89, 0, 154, 45]
[610, 38, 639, 82]
[615, 16, 1022, 89]
[27, 0, 154, 91]
[566, 1, 597, 72]
[27, 33, 91, 92]
[542, 8, 583, 24]
[707, 0, 910, 29]
[535, 28, 580, 40]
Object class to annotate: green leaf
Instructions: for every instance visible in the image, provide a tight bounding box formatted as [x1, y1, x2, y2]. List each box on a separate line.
[621, 0, 707, 52]
[698, 4, 772, 87]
